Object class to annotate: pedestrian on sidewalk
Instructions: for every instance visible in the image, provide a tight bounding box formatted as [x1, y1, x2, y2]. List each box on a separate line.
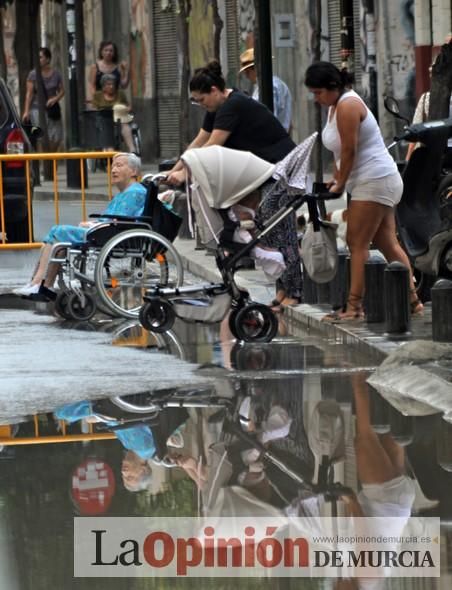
[22, 47, 65, 153]
[91, 73, 136, 153]
[305, 61, 423, 321]
[12, 152, 145, 298]
[87, 40, 129, 102]
[166, 60, 302, 307]
[239, 47, 292, 132]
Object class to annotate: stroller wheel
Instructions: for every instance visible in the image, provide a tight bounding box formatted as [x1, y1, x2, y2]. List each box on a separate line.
[228, 308, 240, 339]
[66, 291, 97, 321]
[139, 299, 175, 333]
[54, 290, 74, 320]
[233, 303, 278, 343]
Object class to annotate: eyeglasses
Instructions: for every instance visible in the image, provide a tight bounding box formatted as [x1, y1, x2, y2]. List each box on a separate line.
[190, 97, 202, 105]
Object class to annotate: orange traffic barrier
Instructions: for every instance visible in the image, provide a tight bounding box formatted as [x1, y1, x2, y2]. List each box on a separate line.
[0, 151, 116, 250]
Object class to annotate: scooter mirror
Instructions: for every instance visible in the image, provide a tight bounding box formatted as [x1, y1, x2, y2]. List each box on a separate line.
[383, 96, 411, 125]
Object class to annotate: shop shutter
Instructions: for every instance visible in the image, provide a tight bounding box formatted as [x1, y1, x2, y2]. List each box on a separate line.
[327, 0, 342, 67]
[152, 2, 179, 158]
[225, 0, 239, 81]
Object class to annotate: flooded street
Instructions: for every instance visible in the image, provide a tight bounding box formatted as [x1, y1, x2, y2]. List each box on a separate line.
[0, 306, 450, 589]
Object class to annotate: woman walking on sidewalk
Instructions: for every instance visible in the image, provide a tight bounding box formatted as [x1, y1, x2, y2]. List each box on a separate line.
[304, 61, 423, 321]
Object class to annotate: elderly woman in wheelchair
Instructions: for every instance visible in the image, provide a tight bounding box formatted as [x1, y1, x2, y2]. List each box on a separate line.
[13, 152, 183, 320]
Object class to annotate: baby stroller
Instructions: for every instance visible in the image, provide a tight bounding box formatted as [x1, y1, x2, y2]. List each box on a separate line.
[139, 133, 333, 342]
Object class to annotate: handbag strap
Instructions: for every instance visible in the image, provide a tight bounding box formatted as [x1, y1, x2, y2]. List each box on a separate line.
[307, 197, 321, 231]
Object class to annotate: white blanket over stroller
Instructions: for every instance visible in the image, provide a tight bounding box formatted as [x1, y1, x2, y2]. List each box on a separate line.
[181, 133, 317, 277]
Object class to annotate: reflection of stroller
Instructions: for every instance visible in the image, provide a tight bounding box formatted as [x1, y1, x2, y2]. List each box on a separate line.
[139, 134, 337, 342]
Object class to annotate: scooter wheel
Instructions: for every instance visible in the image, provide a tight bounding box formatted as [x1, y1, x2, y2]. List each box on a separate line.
[233, 303, 278, 343]
[66, 291, 97, 321]
[139, 299, 175, 333]
[54, 290, 73, 320]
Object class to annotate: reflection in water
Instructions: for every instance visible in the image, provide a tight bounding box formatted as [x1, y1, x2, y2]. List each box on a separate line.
[1, 318, 450, 587]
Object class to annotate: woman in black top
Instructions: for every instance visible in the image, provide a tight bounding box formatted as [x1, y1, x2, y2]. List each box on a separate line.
[168, 61, 302, 306]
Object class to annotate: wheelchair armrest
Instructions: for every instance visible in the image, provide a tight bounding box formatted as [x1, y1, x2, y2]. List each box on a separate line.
[89, 213, 153, 223]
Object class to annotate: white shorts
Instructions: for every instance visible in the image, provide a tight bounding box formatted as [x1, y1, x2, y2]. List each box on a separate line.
[358, 474, 416, 517]
[349, 172, 403, 207]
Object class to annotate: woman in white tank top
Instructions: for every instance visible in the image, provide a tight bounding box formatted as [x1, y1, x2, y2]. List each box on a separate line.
[304, 62, 423, 320]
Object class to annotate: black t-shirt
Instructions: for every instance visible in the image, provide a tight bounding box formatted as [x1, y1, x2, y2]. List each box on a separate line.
[202, 89, 295, 163]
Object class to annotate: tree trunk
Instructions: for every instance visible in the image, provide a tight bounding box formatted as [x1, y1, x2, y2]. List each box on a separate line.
[211, 0, 223, 62]
[176, 0, 191, 152]
[75, 0, 86, 142]
[0, 9, 7, 81]
[428, 41, 452, 120]
[13, 0, 34, 114]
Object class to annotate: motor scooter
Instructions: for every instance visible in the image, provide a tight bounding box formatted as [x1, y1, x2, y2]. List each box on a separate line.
[385, 97, 452, 289]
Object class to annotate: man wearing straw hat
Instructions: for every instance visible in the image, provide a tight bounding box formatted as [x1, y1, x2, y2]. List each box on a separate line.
[239, 47, 292, 132]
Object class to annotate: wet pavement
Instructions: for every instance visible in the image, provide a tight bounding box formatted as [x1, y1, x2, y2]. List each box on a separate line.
[0, 296, 451, 588]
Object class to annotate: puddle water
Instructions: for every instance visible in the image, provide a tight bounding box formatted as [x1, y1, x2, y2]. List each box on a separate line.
[1, 312, 450, 588]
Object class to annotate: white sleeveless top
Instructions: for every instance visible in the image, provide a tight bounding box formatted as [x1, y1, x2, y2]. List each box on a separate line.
[322, 89, 397, 188]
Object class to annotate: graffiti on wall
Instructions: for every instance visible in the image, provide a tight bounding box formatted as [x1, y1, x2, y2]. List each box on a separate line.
[389, 0, 415, 110]
[129, 0, 151, 98]
[188, 1, 215, 69]
[238, 0, 255, 50]
[359, 0, 377, 108]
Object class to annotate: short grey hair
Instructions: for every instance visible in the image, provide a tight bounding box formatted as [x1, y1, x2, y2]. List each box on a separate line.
[113, 152, 141, 175]
[100, 73, 117, 88]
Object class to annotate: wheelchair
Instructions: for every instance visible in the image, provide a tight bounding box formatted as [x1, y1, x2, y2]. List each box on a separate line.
[46, 174, 184, 321]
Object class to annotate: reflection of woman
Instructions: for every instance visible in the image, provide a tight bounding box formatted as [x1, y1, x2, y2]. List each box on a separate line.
[335, 373, 416, 589]
[88, 40, 129, 99]
[91, 74, 135, 153]
[22, 47, 64, 151]
[305, 61, 423, 320]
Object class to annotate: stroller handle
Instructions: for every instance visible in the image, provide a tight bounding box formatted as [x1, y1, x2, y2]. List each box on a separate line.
[312, 190, 343, 201]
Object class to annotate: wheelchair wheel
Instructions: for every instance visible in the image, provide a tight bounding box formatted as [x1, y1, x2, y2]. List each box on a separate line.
[139, 299, 175, 333]
[233, 303, 278, 343]
[66, 291, 97, 321]
[94, 229, 184, 319]
[54, 290, 73, 320]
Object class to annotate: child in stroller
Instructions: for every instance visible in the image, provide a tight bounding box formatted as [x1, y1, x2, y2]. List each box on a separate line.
[182, 144, 288, 279]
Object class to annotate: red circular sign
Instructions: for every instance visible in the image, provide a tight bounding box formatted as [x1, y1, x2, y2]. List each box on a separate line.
[71, 458, 116, 515]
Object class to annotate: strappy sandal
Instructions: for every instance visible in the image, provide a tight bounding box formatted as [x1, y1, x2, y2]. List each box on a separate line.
[410, 289, 424, 316]
[322, 293, 365, 323]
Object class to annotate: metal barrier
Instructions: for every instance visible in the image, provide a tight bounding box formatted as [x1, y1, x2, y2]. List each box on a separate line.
[0, 151, 116, 250]
[0, 414, 116, 446]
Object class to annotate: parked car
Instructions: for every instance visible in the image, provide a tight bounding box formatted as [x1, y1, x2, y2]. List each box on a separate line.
[0, 77, 39, 243]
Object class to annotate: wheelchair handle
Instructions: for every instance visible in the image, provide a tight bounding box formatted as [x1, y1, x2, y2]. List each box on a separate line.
[141, 172, 168, 184]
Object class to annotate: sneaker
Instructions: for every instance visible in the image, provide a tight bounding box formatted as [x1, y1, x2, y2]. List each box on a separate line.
[12, 283, 40, 297]
[166, 431, 184, 449]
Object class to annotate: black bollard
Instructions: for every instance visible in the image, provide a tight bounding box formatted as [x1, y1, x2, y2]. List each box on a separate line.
[431, 278, 452, 342]
[388, 405, 415, 446]
[435, 415, 452, 472]
[369, 390, 390, 434]
[316, 282, 330, 304]
[384, 261, 411, 337]
[66, 148, 88, 189]
[364, 253, 387, 323]
[329, 247, 348, 310]
[303, 271, 318, 303]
